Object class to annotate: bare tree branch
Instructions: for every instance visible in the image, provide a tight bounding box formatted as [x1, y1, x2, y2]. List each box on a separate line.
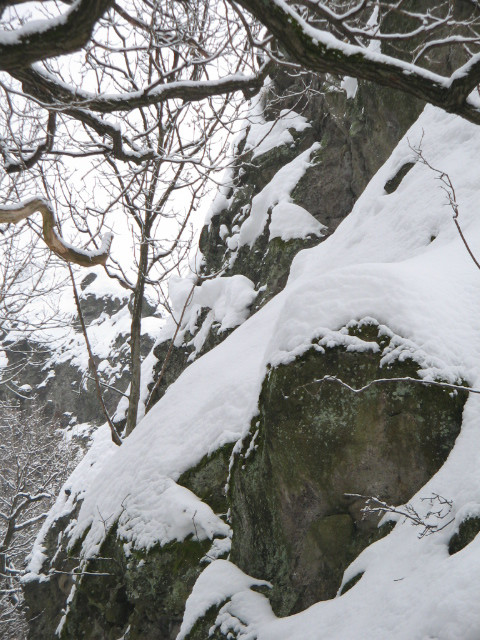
[13, 61, 272, 113]
[346, 492, 454, 538]
[0, 198, 112, 267]
[68, 265, 122, 445]
[234, 0, 480, 126]
[0, 0, 113, 71]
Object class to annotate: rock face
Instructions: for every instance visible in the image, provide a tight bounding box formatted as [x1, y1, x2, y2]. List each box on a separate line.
[228, 325, 466, 616]
[0, 271, 158, 429]
[148, 71, 422, 407]
[23, 72, 468, 640]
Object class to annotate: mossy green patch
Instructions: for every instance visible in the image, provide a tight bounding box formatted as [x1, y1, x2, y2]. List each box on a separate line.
[177, 443, 233, 515]
[59, 527, 211, 640]
[229, 325, 466, 616]
[384, 162, 416, 194]
[183, 601, 228, 640]
[340, 571, 364, 596]
[449, 517, 480, 556]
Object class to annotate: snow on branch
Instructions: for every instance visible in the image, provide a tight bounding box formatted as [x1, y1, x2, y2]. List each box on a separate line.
[7, 61, 272, 167]
[0, 0, 113, 71]
[0, 198, 112, 267]
[14, 61, 273, 114]
[235, 0, 480, 126]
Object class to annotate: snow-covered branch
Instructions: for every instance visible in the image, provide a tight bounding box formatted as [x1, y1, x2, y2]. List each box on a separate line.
[14, 62, 273, 115]
[0, 198, 112, 267]
[0, 0, 113, 71]
[235, 0, 480, 125]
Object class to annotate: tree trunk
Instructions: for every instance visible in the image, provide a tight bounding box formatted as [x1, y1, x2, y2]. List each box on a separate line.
[125, 236, 149, 436]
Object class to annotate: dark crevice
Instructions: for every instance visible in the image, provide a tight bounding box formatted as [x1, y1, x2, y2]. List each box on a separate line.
[384, 162, 415, 194]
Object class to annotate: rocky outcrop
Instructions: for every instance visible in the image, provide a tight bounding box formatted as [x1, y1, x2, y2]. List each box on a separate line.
[24, 72, 460, 640]
[228, 324, 466, 616]
[0, 271, 158, 429]
[24, 325, 467, 639]
[148, 69, 422, 407]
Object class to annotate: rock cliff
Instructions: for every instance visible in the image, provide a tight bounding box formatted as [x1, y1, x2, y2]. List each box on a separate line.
[22, 70, 480, 640]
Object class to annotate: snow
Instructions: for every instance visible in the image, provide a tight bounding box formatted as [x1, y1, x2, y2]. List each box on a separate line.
[14, 266, 162, 389]
[79, 269, 129, 302]
[269, 0, 451, 88]
[167, 273, 258, 354]
[182, 275, 257, 332]
[113, 344, 158, 424]
[268, 202, 326, 242]
[23, 424, 116, 581]
[29, 103, 480, 638]
[244, 108, 311, 159]
[59, 293, 276, 557]
[0, 5, 73, 46]
[42, 297, 154, 375]
[112, 481, 230, 552]
[204, 164, 235, 225]
[341, 76, 358, 99]
[231, 142, 320, 250]
[29, 63, 270, 115]
[177, 560, 270, 640]
[56, 230, 113, 261]
[204, 104, 311, 227]
[202, 536, 232, 564]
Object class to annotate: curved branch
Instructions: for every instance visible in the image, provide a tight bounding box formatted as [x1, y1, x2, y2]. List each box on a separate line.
[233, 0, 480, 126]
[5, 111, 56, 173]
[14, 61, 273, 114]
[0, 197, 113, 267]
[0, 0, 113, 71]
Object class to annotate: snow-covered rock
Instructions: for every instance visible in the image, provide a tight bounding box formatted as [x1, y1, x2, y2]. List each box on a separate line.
[27, 77, 480, 640]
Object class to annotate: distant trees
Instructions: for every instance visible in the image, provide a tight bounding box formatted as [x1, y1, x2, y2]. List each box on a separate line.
[0, 401, 74, 639]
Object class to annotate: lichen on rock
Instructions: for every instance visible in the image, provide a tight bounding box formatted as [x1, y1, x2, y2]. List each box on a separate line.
[228, 323, 466, 615]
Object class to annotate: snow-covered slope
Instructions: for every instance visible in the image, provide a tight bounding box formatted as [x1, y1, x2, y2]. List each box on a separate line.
[26, 103, 480, 639]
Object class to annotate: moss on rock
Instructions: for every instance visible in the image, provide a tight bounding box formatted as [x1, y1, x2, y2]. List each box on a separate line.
[228, 325, 467, 616]
[339, 571, 364, 596]
[58, 528, 212, 640]
[449, 517, 480, 556]
[177, 443, 233, 515]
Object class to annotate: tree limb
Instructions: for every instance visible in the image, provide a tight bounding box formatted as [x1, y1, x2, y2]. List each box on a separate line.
[5, 111, 56, 174]
[68, 265, 122, 445]
[13, 61, 273, 114]
[233, 0, 480, 126]
[0, 198, 112, 267]
[0, 0, 113, 71]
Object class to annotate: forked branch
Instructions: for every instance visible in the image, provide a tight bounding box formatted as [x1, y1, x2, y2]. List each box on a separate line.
[347, 492, 454, 539]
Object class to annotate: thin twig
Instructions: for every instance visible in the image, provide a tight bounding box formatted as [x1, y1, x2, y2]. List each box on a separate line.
[84, 375, 129, 398]
[300, 375, 476, 395]
[412, 142, 480, 272]
[68, 266, 122, 446]
[346, 492, 454, 539]
[48, 569, 112, 577]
